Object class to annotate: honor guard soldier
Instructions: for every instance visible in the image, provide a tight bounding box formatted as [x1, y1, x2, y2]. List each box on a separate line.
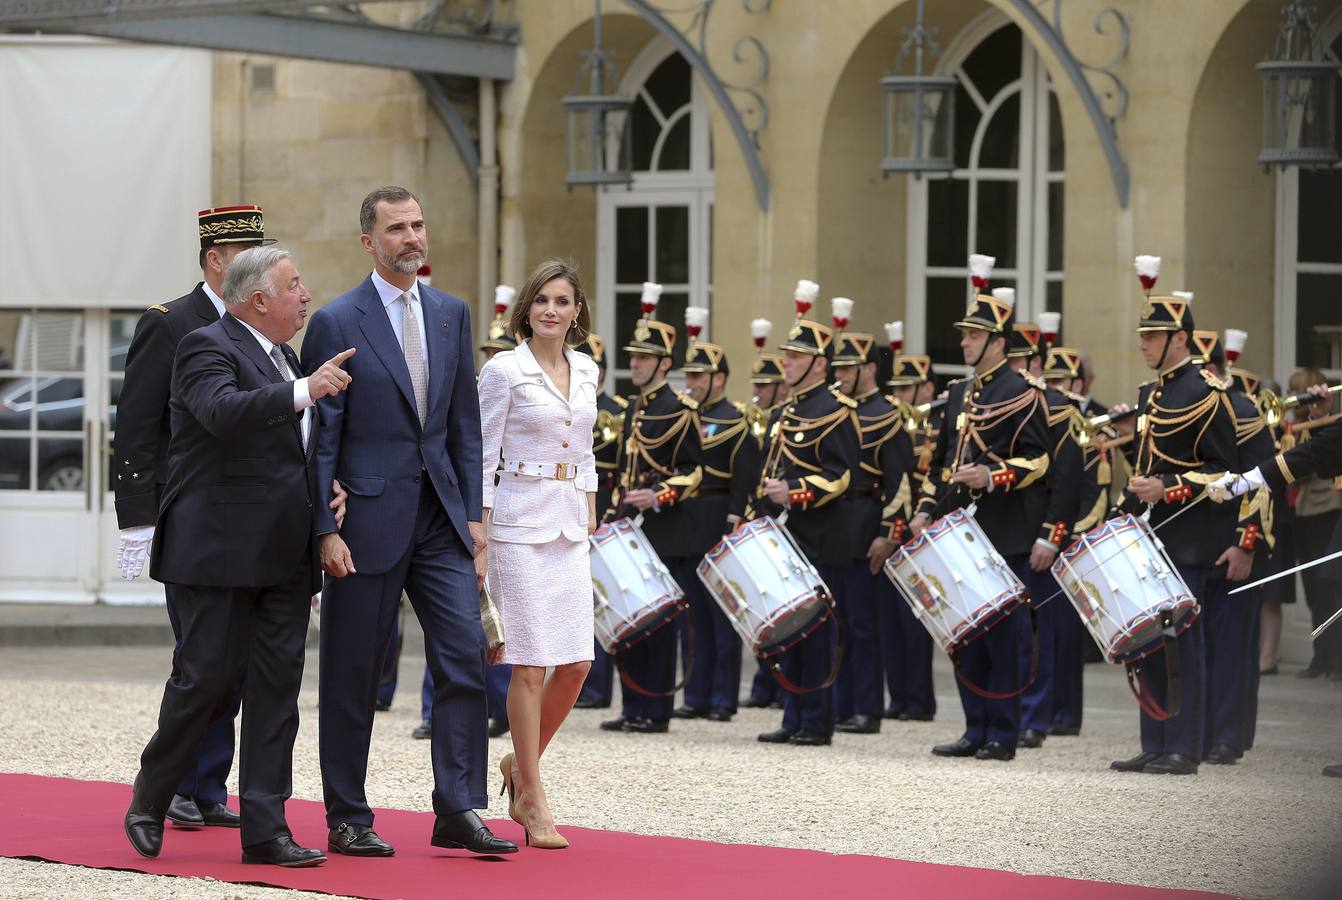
[673, 326, 760, 722]
[112, 205, 279, 829]
[741, 320, 791, 710]
[909, 259, 1052, 763]
[601, 283, 703, 735]
[883, 341, 939, 721]
[754, 296, 861, 747]
[829, 303, 915, 735]
[1187, 326, 1274, 765]
[1003, 313, 1086, 750]
[1038, 337, 1108, 737]
[480, 284, 520, 362]
[575, 332, 626, 709]
[1106, 258, 1241, 776]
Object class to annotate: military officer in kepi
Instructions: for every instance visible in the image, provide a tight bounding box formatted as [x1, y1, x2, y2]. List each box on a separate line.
[575, 332, 627, 710]
[600, 283, 703, 735]
[480, 284, 521, 361]
[1038, 330, 1108, 738]
[113, 205, 282, 830]
[1186, 326, 1275, 765]
[740, 322, 791, 711]
[1106, 257, 1241, 776]
[829, 302, 915, 736]
[883, 342, 939, 722]
[909, 255, 1052, 763]
[754, 280, 861, 748]
[672, 322, 761, 723]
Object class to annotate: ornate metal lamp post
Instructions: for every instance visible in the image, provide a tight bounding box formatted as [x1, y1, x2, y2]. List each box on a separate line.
[564, 0, 634, 188]
[1258, 1, 1339, 169]
[880, 0, 956, 176]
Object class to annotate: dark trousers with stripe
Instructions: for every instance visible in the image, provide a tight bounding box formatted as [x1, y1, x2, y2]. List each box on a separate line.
[618, 557, 683, 722]
[877, 574, 936, 717]
[1018, 567, 1059, 735]
[833, 564, 884, 721]
[778, 564, 841, 736]
[1202, 573, 1254, 756]
[954, 555, 1030, 748]
[579, 642, 615, 705]
[1051, 602, 1086, 730]
[674, 560, 743, 713]
[1136, 565, 1206, 759]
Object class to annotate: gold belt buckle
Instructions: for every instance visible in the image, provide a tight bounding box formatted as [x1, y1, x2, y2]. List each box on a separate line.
[554, 462, 570, 481]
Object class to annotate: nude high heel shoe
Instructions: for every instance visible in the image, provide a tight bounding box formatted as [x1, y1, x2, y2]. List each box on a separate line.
[498, 753, 521, 825]
[517, 790, 568, 850]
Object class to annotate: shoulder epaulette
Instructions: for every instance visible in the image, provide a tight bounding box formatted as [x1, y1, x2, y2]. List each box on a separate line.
[1137, 378, 1155, 390]
[148, 304, 170, 314]
[1024, 373, 1048, 392]
[947, 376, 969, 386]
[1200, 369, 1227, 391]
[830, 386, 859, 409]
[675, 391, 700, 411]
[613, 395, 629, 409]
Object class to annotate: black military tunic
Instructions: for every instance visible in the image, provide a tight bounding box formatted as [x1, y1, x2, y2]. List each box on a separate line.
[848, 390, 915, 554]
[687, 397, 761, 537]
[593, 391, 627, 519]
[113, 284, 220, 528]
[751, 382, 861, 569]
[1259, 417, 1342, 487]
[613, 384, 703, 554]
[915, 361, 1052, 556]
[1036, 378, 1085, 549]
[1115, 360, 1241, 568]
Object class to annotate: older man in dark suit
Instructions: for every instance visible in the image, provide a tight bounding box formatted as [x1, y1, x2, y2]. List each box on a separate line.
[123, 247, 355, 867]
[302, 186, 515, 858]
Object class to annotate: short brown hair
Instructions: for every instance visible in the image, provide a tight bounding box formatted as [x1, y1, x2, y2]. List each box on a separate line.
[360, 185, 420, 235]
[1289, 367, 1329, 393]
[507, 258, 591, 347]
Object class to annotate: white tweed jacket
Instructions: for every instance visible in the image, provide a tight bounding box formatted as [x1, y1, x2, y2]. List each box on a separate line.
[478, 339, 599, 543]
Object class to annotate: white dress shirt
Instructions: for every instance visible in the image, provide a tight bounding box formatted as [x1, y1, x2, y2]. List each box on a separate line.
[232, 315, 314, 449]
[371, 269, 429, 375]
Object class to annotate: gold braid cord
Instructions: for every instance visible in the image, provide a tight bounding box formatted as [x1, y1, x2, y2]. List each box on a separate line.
[1136, 390, 1221, 472]
[955, 389, 1049, 489]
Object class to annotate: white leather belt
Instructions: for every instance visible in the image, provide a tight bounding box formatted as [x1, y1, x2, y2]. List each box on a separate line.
[500, 459, 577, 481]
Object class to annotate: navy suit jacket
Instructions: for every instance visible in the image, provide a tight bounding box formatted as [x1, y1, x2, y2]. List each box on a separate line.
[301, 276, 483, 574]
[151, 313, 320, 593]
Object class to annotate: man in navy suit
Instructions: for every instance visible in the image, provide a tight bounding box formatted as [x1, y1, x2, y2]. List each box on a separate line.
[125, 247, 355, 867]
[302, 186, 516, 858]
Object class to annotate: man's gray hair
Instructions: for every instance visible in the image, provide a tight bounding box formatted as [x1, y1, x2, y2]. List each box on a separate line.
[222, 246, 291, 306]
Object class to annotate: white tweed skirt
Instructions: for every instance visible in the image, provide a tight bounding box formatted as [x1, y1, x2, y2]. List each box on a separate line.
[487, 536, 595, 667]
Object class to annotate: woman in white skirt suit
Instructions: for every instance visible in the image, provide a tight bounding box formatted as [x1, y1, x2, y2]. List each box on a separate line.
[477, 258, 598, 849]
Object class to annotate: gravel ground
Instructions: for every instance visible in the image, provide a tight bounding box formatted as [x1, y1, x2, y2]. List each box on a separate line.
[1, 645, 1340, 899]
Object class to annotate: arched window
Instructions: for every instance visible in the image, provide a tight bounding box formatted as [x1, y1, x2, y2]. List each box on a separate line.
[1274, 12, 1342, 383]
[597, 44, 714, 391]
[906, 16, 1064, 373]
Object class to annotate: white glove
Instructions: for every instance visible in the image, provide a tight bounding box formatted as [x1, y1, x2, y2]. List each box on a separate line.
[1209, 469, 1263, 502]
[117, 525, 155, 581]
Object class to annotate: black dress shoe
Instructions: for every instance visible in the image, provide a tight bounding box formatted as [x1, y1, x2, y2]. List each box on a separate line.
[165, 794, 203, 827]
[975, 741, 1016, 761]
[1047, 722, 1081, 736]
[835, 715, 880, 734]
[431, 810, 518, 855]
[487, 716, 510, 738]
[741, 696, 771, 708]
[1260, 665, 1279, 676]
[198, 801, 241, 828]
[673, 705, 707, 719]
[599, 716, 627, 732]
[242, 836, 326, 867]
[1296, 665, 1326, 679]
[931, 737, 983, 758]
[1205, 744, 1239, 765]
[1110, 751, 1161, 772]
[883, 704, 903, 720]
[375, 699, 392, 712]
[757, 727, 796, 744]
[788, 731, 832, 746]
[124, 808, 164, 859]
[706, 707, 735, 722]
[901, 711, 935, 722]
[1323, 763, 1342, 778]
[623, 717, 669, 734]
[328, 822, 395, 856]
[412, 719, 432, 739]
[1019, 729, 1046, 749]
[769, 699, 785, 710]
[574, 697, 608, 709]
[1143, 753, 1198, 775]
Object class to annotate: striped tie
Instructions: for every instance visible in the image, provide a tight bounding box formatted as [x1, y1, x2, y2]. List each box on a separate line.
[401, 292, 428, 427]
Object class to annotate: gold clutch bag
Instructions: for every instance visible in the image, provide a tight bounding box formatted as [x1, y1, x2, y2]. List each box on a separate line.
[479, 583, 504, 651]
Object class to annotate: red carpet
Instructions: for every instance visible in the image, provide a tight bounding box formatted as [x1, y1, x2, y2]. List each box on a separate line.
[1, 773, 1228, 899]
